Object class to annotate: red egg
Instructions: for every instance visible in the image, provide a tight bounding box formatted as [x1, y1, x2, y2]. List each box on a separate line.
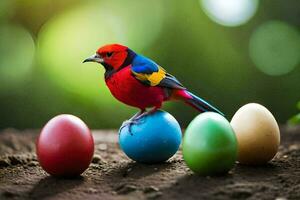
[36, 114, 94, 177]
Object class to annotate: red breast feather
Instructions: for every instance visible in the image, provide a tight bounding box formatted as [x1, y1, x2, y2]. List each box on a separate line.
[105, 66, 166, 109]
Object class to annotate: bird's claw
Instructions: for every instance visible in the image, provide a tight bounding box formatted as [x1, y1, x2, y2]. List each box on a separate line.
[119, 118, 143, 135]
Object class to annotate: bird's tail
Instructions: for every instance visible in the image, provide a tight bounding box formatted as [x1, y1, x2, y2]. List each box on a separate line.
[171, 90, 224, 116]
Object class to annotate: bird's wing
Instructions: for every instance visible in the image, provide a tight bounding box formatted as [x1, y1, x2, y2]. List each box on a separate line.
[159, 73, 186, 89]
[131, 56, 185, 89]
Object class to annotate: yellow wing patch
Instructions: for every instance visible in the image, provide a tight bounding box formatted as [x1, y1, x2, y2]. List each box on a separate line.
[133, 66, 166, 86]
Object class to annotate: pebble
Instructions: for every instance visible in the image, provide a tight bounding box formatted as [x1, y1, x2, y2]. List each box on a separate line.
[288, 144, 298, 151]
[98, 143, 108, 151]
[144, 186, 159, 193]
[92, 155, 105, 164]
[123, 167, 132, 177]
[86, 187, 98, 194]
[146, 191, 162, 199]
[27, 161, 39, 167]
[275, 197, 287, 200]
[115, 184, 137, 194]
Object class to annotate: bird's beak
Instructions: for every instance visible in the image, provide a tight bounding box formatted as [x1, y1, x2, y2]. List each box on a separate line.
[83, 54, 104, 64]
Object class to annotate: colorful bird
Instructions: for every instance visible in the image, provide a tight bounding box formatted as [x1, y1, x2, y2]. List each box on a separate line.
[83, 44, 223, 130]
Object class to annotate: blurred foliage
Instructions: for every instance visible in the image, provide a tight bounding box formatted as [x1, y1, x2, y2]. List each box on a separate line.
[289, 114, 300, 125]
[288, 102, 300, 125]
[0, 0, 300, 129]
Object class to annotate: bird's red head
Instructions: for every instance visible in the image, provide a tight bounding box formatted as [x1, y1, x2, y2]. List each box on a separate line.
[83, 44, 134, 71]
[97, 44, 128, 69]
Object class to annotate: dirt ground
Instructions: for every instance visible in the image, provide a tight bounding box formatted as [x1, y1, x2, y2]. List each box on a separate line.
[0, 127, 299, 200]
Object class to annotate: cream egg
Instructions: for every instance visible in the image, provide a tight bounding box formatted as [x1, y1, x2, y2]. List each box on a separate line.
[230, 103, 280, 165]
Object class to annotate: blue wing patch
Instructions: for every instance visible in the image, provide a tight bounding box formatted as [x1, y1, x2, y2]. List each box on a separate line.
[131, 55, 185, 89]
[131, 55, 159, 74]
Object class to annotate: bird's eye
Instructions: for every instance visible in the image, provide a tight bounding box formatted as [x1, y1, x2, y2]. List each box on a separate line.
[106, 52, 113, 58]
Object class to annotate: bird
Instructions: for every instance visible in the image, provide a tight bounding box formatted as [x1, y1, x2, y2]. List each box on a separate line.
[83, 44, 223, 131]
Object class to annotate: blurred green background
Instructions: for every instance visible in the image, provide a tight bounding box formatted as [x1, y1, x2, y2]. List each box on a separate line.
[0, 0, 300, 129]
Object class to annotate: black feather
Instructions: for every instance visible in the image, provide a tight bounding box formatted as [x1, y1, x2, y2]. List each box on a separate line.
[158, 74, 186, 90]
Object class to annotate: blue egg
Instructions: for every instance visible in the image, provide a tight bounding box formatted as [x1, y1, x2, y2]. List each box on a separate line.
[119, 110, 182, 163]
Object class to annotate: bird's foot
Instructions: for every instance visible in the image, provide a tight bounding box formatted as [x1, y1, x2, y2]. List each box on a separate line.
[119, 108, 157, 135]
[119, 118, 144, 135]
[134, 108, 156, 121]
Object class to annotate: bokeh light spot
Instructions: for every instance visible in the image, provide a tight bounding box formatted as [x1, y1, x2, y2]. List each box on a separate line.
[200, 0, 258, 27]
[249, 21, 300, 76]
[0, 24, 35, 90]
[37, 3, 115, 103]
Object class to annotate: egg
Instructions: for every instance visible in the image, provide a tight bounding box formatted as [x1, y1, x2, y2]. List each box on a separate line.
[230, 103, 280, 165]
[183, 112, 237, 175]
[119, 110, 182, 163]
[36, 114, 94, 177]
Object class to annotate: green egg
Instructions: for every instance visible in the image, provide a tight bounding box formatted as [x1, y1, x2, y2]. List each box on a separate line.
[183, 112, 237, 175]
